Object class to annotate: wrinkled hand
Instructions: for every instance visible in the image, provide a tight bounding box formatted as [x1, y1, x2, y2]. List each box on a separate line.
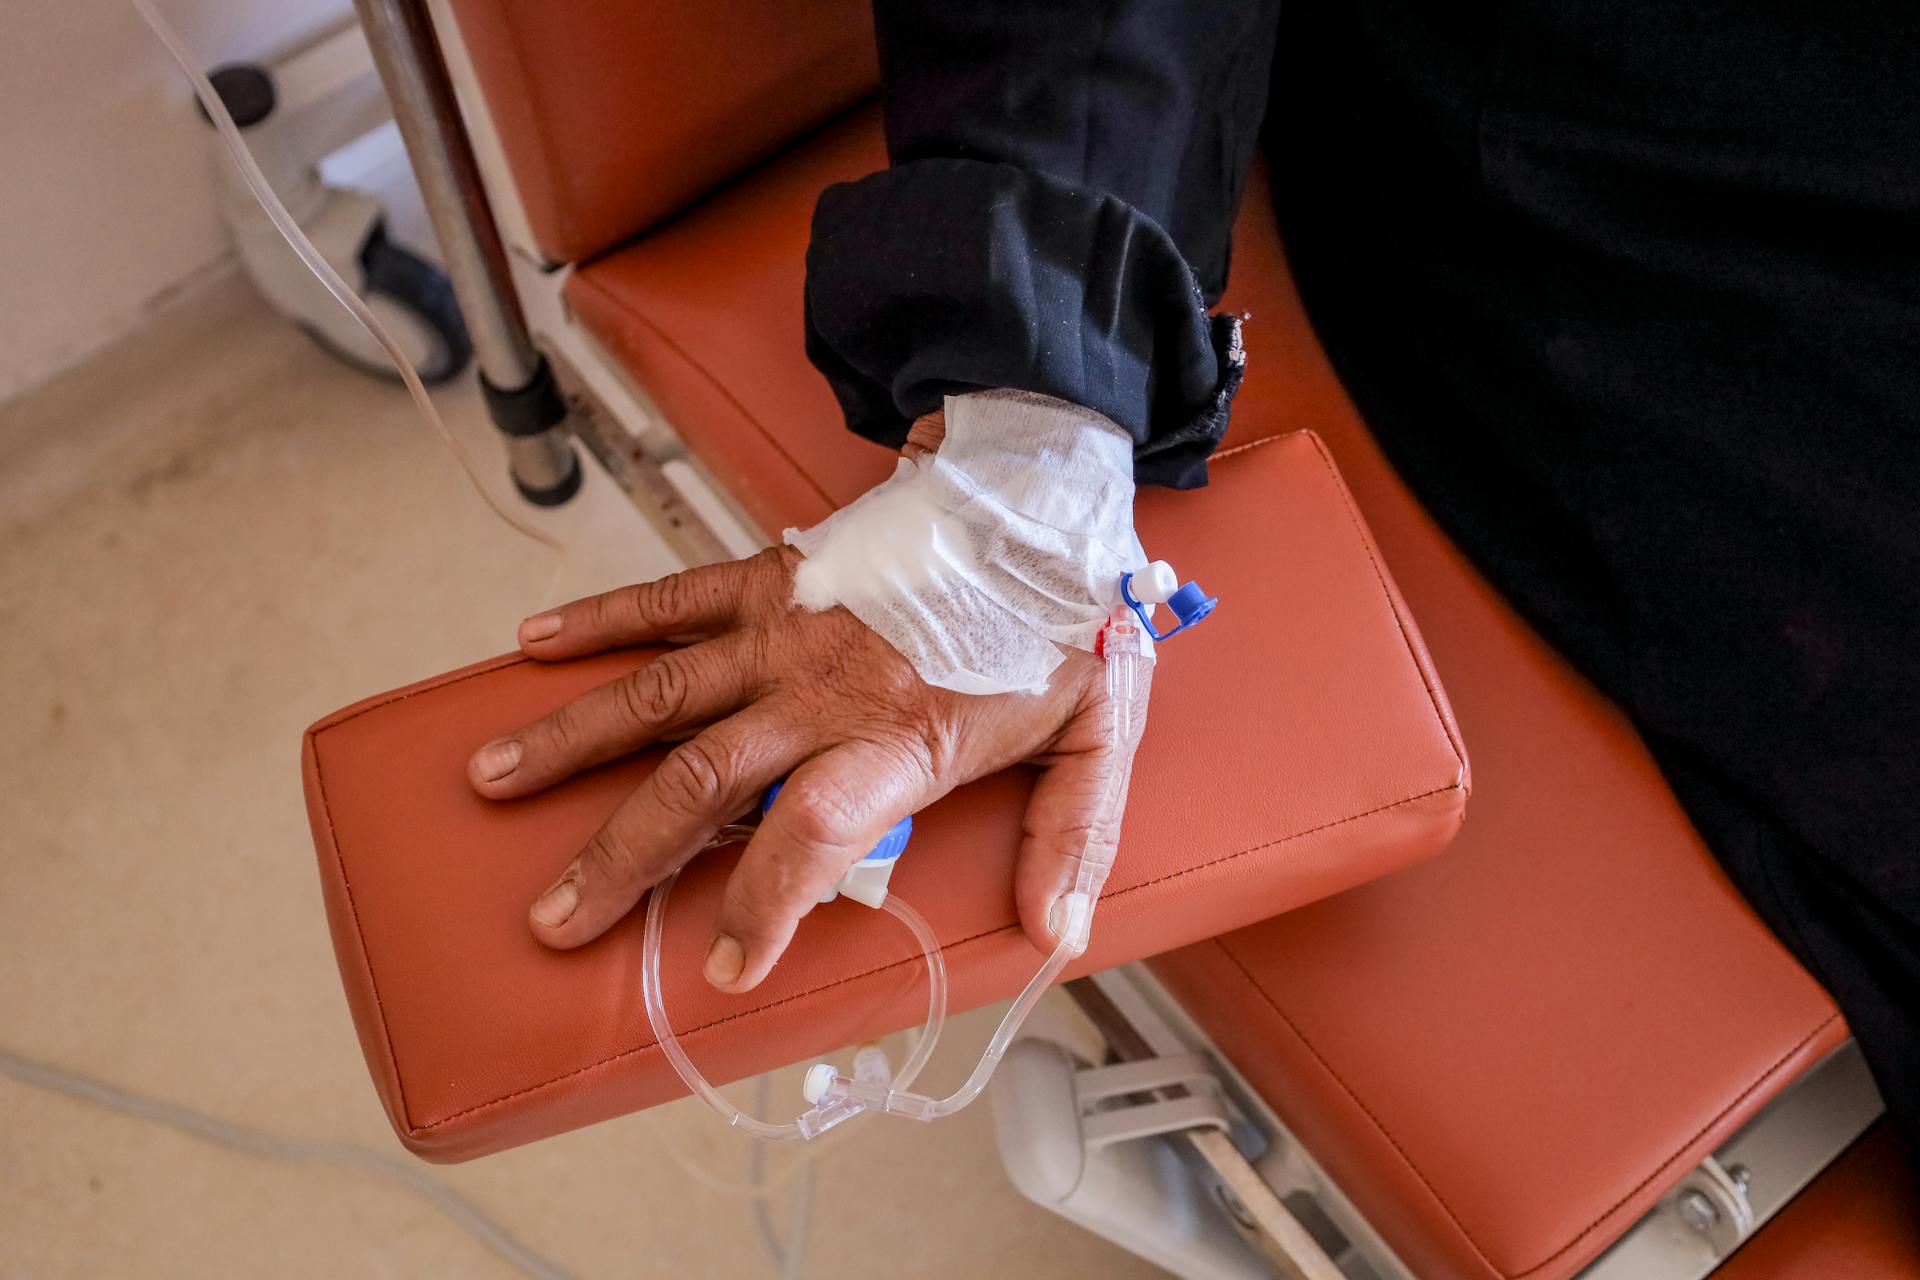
[468, 545, 1145, 993]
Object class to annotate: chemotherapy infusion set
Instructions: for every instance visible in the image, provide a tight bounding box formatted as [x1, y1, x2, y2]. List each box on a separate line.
[649, 563, 1216, 1142]
[131, 0, 1218, 1149]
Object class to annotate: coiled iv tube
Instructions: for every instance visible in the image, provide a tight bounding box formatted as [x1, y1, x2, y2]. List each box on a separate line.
[640, 611, 1152, 1140]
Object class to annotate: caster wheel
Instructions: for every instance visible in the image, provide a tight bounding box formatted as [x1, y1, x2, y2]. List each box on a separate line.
[302, 221, 473, 386]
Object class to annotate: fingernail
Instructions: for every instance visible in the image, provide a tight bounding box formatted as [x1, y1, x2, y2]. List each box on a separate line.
[531, 877, 579, 929]
[519, 613, 562, 644]
[704, 934, 745, 988]
[1048, 892, 1090, 944]
[473, 739, 522, 782]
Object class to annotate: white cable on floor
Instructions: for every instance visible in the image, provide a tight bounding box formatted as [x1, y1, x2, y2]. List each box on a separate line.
[0, 1047, 574, 1280]
[116, 11, 821, 1273]
[749, 1074, 815, 1279]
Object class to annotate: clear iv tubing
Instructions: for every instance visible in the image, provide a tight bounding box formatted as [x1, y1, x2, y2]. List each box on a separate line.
[641, 857, 948, 1142]
[129, 0, 568, 569]
[138, 0, 1151, 1144]
[640, 613, 1150, 1141]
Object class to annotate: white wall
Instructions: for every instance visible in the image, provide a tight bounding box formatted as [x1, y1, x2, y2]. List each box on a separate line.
[0, 0, 350, 404]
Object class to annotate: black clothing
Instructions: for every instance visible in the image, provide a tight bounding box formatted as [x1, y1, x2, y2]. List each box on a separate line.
[1270, 0, 1920, 1140]
[804, 0, 1920, 1141]
[804, 2, 1274, 486]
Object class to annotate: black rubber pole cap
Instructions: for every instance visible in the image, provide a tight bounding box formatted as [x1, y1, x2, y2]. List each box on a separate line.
[195, 64, 276, 129]
[513, 447, 583, 507]
[480, 357, 571, 438]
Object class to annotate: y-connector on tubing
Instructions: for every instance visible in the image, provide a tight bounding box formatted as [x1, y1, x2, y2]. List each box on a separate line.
[640, 608, 1151, 1142]
[793, 614, 1149, 1138]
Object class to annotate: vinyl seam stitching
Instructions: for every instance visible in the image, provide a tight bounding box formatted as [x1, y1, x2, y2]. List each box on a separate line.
[405, 780, 1463, 1131]
[306, 733, 417, 1132]
[311, 654, 529, 734]
[1299, 429, 1471, 779]
[1210, 432, 1287, 461]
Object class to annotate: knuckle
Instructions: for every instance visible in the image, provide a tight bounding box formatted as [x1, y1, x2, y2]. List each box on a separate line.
[639, 569, 695, 623]
[580, 828, 644, 884]
[865, 650, 924, 702]
[778, 775, 867, 853]
[1054, 816, 1106, 859]
[749, 547, 798, 599]
[654, 737, 732, 816]
[901, 713, 955, 779]
[539, 701, 586, 756]
[860, 715, 946, 788]
[616, 659, 688, 728]
[586, 587, 630, 635]
[739, 627, 777, 689]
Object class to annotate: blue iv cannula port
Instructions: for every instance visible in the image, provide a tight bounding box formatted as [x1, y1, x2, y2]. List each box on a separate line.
[1119, 571, 1219, 642]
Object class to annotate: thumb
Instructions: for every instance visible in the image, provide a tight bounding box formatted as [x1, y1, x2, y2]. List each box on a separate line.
[1013, 739, 1131, 954]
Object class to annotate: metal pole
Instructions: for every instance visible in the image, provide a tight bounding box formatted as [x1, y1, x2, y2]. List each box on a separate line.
[350, 0, 580, 505]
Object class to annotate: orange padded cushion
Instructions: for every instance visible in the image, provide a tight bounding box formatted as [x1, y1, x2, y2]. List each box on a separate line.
[1144, 166, 1847, 1279]
[304, 432, 1468, 1161]
[445, 0, 877, 264]
[566, 105, 1841, 1274]
[1714, 1123, 1920, 1280]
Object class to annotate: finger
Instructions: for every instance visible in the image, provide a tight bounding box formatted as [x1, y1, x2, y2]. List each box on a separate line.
[515, 548, 791, 659]
[527, 702, 814, 949]
[470, 635, 760, 798]
[706, 744, 932, 993]
[1012, 662, 1151, 953]
[1011, 747, 1126, 954]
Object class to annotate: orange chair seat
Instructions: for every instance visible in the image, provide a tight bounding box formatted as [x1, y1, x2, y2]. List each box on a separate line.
[562, 106, 1848, 1279]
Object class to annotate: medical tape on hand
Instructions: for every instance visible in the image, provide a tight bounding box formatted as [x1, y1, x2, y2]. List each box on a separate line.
[784, 390, 1145, 695]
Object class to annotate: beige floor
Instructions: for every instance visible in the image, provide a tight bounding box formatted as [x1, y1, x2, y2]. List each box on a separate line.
[0, 278, 1166, 1279]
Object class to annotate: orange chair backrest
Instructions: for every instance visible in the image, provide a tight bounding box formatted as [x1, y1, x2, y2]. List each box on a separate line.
[446, 0, 878, 265]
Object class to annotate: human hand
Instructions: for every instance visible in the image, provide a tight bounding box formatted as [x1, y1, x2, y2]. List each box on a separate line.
[468, 546, 1147, 993]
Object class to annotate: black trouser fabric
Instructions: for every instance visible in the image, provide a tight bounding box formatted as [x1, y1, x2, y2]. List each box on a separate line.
[803, 0, 1920, 1146]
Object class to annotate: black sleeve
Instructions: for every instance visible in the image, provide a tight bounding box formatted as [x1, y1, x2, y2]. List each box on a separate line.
[804, 0, 1280, 489]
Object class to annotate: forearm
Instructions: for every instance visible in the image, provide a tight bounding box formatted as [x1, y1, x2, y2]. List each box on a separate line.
[789, 389, 1144, 695]
[805, 0, 1277, 489]
[872, 0, 1278, 298]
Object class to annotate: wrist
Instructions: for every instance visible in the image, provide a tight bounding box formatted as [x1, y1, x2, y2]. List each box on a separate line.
[936, 390, 1137, 541]
[786, 388, 1143, 696]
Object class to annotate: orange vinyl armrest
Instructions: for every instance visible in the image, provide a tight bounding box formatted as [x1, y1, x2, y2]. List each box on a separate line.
[302, 431, 1470, 1161]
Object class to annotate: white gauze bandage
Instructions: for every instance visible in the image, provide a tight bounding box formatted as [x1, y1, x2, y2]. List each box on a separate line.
[784, 390, 1145, 695]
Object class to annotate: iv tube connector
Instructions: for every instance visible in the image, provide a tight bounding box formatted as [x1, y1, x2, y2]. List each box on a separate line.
[644, 584, 1162, 1142]
[1120, 560, 1218, 642]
